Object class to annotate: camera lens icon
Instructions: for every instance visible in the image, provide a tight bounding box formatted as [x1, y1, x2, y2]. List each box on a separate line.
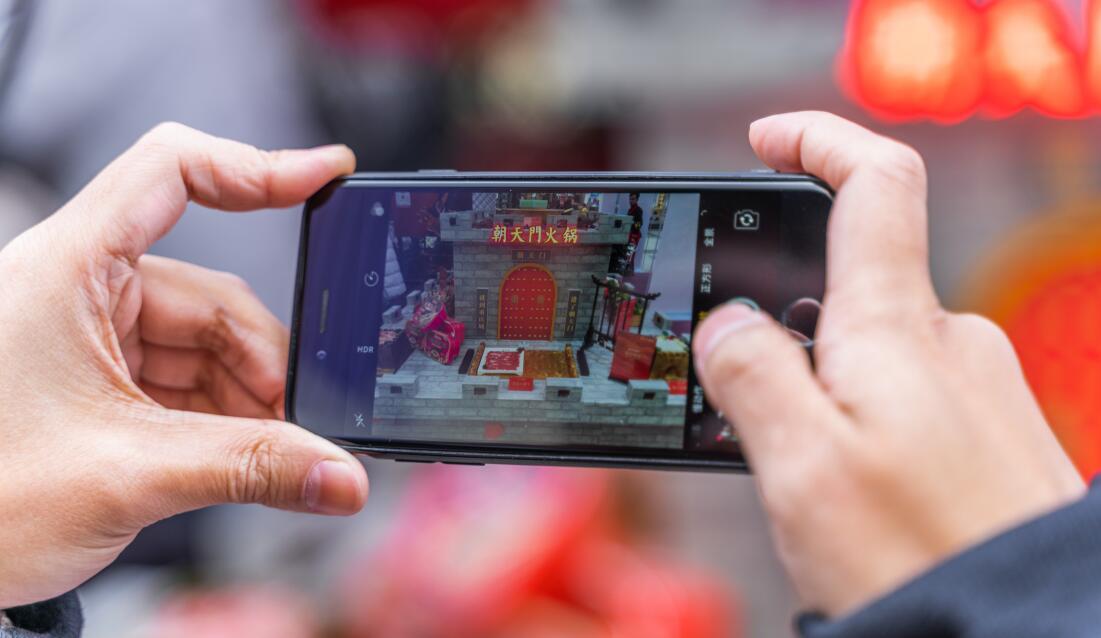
[734, 209, 760, 231]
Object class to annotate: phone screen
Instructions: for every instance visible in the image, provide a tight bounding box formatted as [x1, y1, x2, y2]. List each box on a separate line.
[290, 179, 828, 465]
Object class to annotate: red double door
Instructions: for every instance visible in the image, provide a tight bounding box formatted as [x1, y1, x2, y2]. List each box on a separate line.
[499, 264, 556, 340]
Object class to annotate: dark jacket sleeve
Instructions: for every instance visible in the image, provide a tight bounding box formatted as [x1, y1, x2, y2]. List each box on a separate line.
[0, 592, 82, 638]
[798, 480, 1101, 638]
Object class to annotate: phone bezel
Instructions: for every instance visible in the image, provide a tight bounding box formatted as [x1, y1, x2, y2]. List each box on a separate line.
[286, 171, 831, 472]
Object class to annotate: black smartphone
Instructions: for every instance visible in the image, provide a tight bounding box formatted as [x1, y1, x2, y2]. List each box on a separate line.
[286, 172, 831, 471]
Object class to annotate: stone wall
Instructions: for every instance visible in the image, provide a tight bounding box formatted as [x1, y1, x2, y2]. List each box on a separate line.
[441, 210, 632, 341]
[371, 375, 686, 449]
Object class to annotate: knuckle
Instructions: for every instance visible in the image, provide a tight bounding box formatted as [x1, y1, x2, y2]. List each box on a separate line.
[846, 439, 893, 487]
[870, 141, 927, 191]
[141, 121, 191, 147]
[705, 326, 788, 387]
[707, 347, 762, 391]
[759, 453, 826, 524]
[218, 270, 251, 292]
[196, 303, 235, 353]
[225, 427, 283, 505]
[948, 312, 1015, 355]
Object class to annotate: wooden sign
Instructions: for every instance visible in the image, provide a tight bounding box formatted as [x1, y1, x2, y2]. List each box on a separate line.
[475, 288, 488, 336]
[609, 333, 658, 382]
[564, 289, 580, 338]
[512, 249, 549, 262]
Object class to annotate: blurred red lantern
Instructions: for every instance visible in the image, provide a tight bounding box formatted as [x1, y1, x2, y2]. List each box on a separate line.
[982, 0, 1086, 117]
[335, 465, 738, 637]
[142, 586, 317, 638]
[963, 198, 1101, 478]
[336, 466, 616, 637]
[840, 0, 985, 121]
[840, 0, 1101, 120]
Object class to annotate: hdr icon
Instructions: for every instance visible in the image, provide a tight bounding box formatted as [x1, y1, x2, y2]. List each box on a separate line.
[356, 345, 375, 354]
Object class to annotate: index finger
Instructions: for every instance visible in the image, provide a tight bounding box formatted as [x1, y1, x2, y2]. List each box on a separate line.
[60, 122, 355, 259]
[749, 111, 938, 317]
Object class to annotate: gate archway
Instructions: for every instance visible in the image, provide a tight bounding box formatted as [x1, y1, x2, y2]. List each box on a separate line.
[498, 264, 556, 340]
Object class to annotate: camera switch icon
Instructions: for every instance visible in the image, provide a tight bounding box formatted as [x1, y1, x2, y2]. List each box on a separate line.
[734, 209, 760, 231]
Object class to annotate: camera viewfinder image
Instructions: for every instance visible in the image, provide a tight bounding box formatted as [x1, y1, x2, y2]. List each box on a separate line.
[367, 189, 700, 450]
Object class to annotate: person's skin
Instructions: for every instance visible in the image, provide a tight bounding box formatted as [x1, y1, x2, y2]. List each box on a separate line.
[1, 112, 1086, 623]
[693, 111, 1086, 617]
[0, 123, 368, 609]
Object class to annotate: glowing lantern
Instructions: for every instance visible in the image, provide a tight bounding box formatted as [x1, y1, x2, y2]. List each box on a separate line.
[963, 199, 1101, 478]
[840, 0, 1101, 120]
[983, 0, 1085, 117]
[1087, 0, 1101, 105]
[840, 0, 984, 121]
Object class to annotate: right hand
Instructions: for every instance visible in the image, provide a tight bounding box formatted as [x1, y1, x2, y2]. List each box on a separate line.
[0, 123, 368, 609]
[692, 111, 1084, 617]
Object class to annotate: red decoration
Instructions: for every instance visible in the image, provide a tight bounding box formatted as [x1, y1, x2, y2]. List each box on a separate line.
[421, 317, 464, 365]
[609, 333, 658, 382]
[484, 350, 521, 372]
[840, 0, 1101, 121]
[508, 377, 535, 391]
[404, 296, 464, 366]
[667, 379, 689, 395]
[335, 465, 738, 637]
[612, 296, 638, 337]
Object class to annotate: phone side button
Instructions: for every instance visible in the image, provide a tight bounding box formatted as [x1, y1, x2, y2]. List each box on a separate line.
[394, 458, 436, 464]
[444, 461, 485, 466]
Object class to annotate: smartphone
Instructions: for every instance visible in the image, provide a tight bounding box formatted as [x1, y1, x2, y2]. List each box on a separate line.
[286, 172, 831, 471]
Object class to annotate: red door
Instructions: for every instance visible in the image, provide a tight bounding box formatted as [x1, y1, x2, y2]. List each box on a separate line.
[499, 265, 556, 340]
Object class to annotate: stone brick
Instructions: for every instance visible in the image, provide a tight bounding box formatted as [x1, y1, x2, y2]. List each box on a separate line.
[377, 373, 419, 398]
[627, 379, 670, 406]
[462, 377, 500, 400]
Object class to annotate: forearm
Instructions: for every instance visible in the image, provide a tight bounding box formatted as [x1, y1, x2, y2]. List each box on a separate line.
[800, 480, 1101, 638]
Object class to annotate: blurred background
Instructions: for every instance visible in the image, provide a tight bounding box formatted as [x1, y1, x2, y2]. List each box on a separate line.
[2, 0, 1101, 636]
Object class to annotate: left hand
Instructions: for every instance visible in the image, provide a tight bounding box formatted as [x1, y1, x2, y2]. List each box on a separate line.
[0, 123, 368, 608]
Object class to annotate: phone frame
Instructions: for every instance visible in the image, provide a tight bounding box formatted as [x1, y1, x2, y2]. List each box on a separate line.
[286, 171, 831, 472]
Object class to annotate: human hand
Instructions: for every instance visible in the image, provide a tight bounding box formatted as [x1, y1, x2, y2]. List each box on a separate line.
[0, 123, 368, 608]
[692, 111, 1085, 617]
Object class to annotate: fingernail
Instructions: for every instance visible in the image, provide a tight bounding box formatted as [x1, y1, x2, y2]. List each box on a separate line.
[304, 460, 363, 515]
[725, 296, 760, 311]
[695, 300, 764, 368]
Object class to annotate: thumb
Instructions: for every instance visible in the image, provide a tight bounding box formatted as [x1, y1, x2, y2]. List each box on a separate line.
[59, 122, 355, 261]
[692, 301, 843, 470]
[142, 412, 368, 520]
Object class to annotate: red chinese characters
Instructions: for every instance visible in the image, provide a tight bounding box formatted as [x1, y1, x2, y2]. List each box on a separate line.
[490, 224, 579, 245]
[840, 0, 1101, 120]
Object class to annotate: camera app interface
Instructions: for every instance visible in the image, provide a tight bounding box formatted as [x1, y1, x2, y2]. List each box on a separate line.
[295, 185, 825, 456]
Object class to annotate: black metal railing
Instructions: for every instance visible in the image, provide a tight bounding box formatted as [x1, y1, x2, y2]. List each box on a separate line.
[582, 275, 660, 351]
